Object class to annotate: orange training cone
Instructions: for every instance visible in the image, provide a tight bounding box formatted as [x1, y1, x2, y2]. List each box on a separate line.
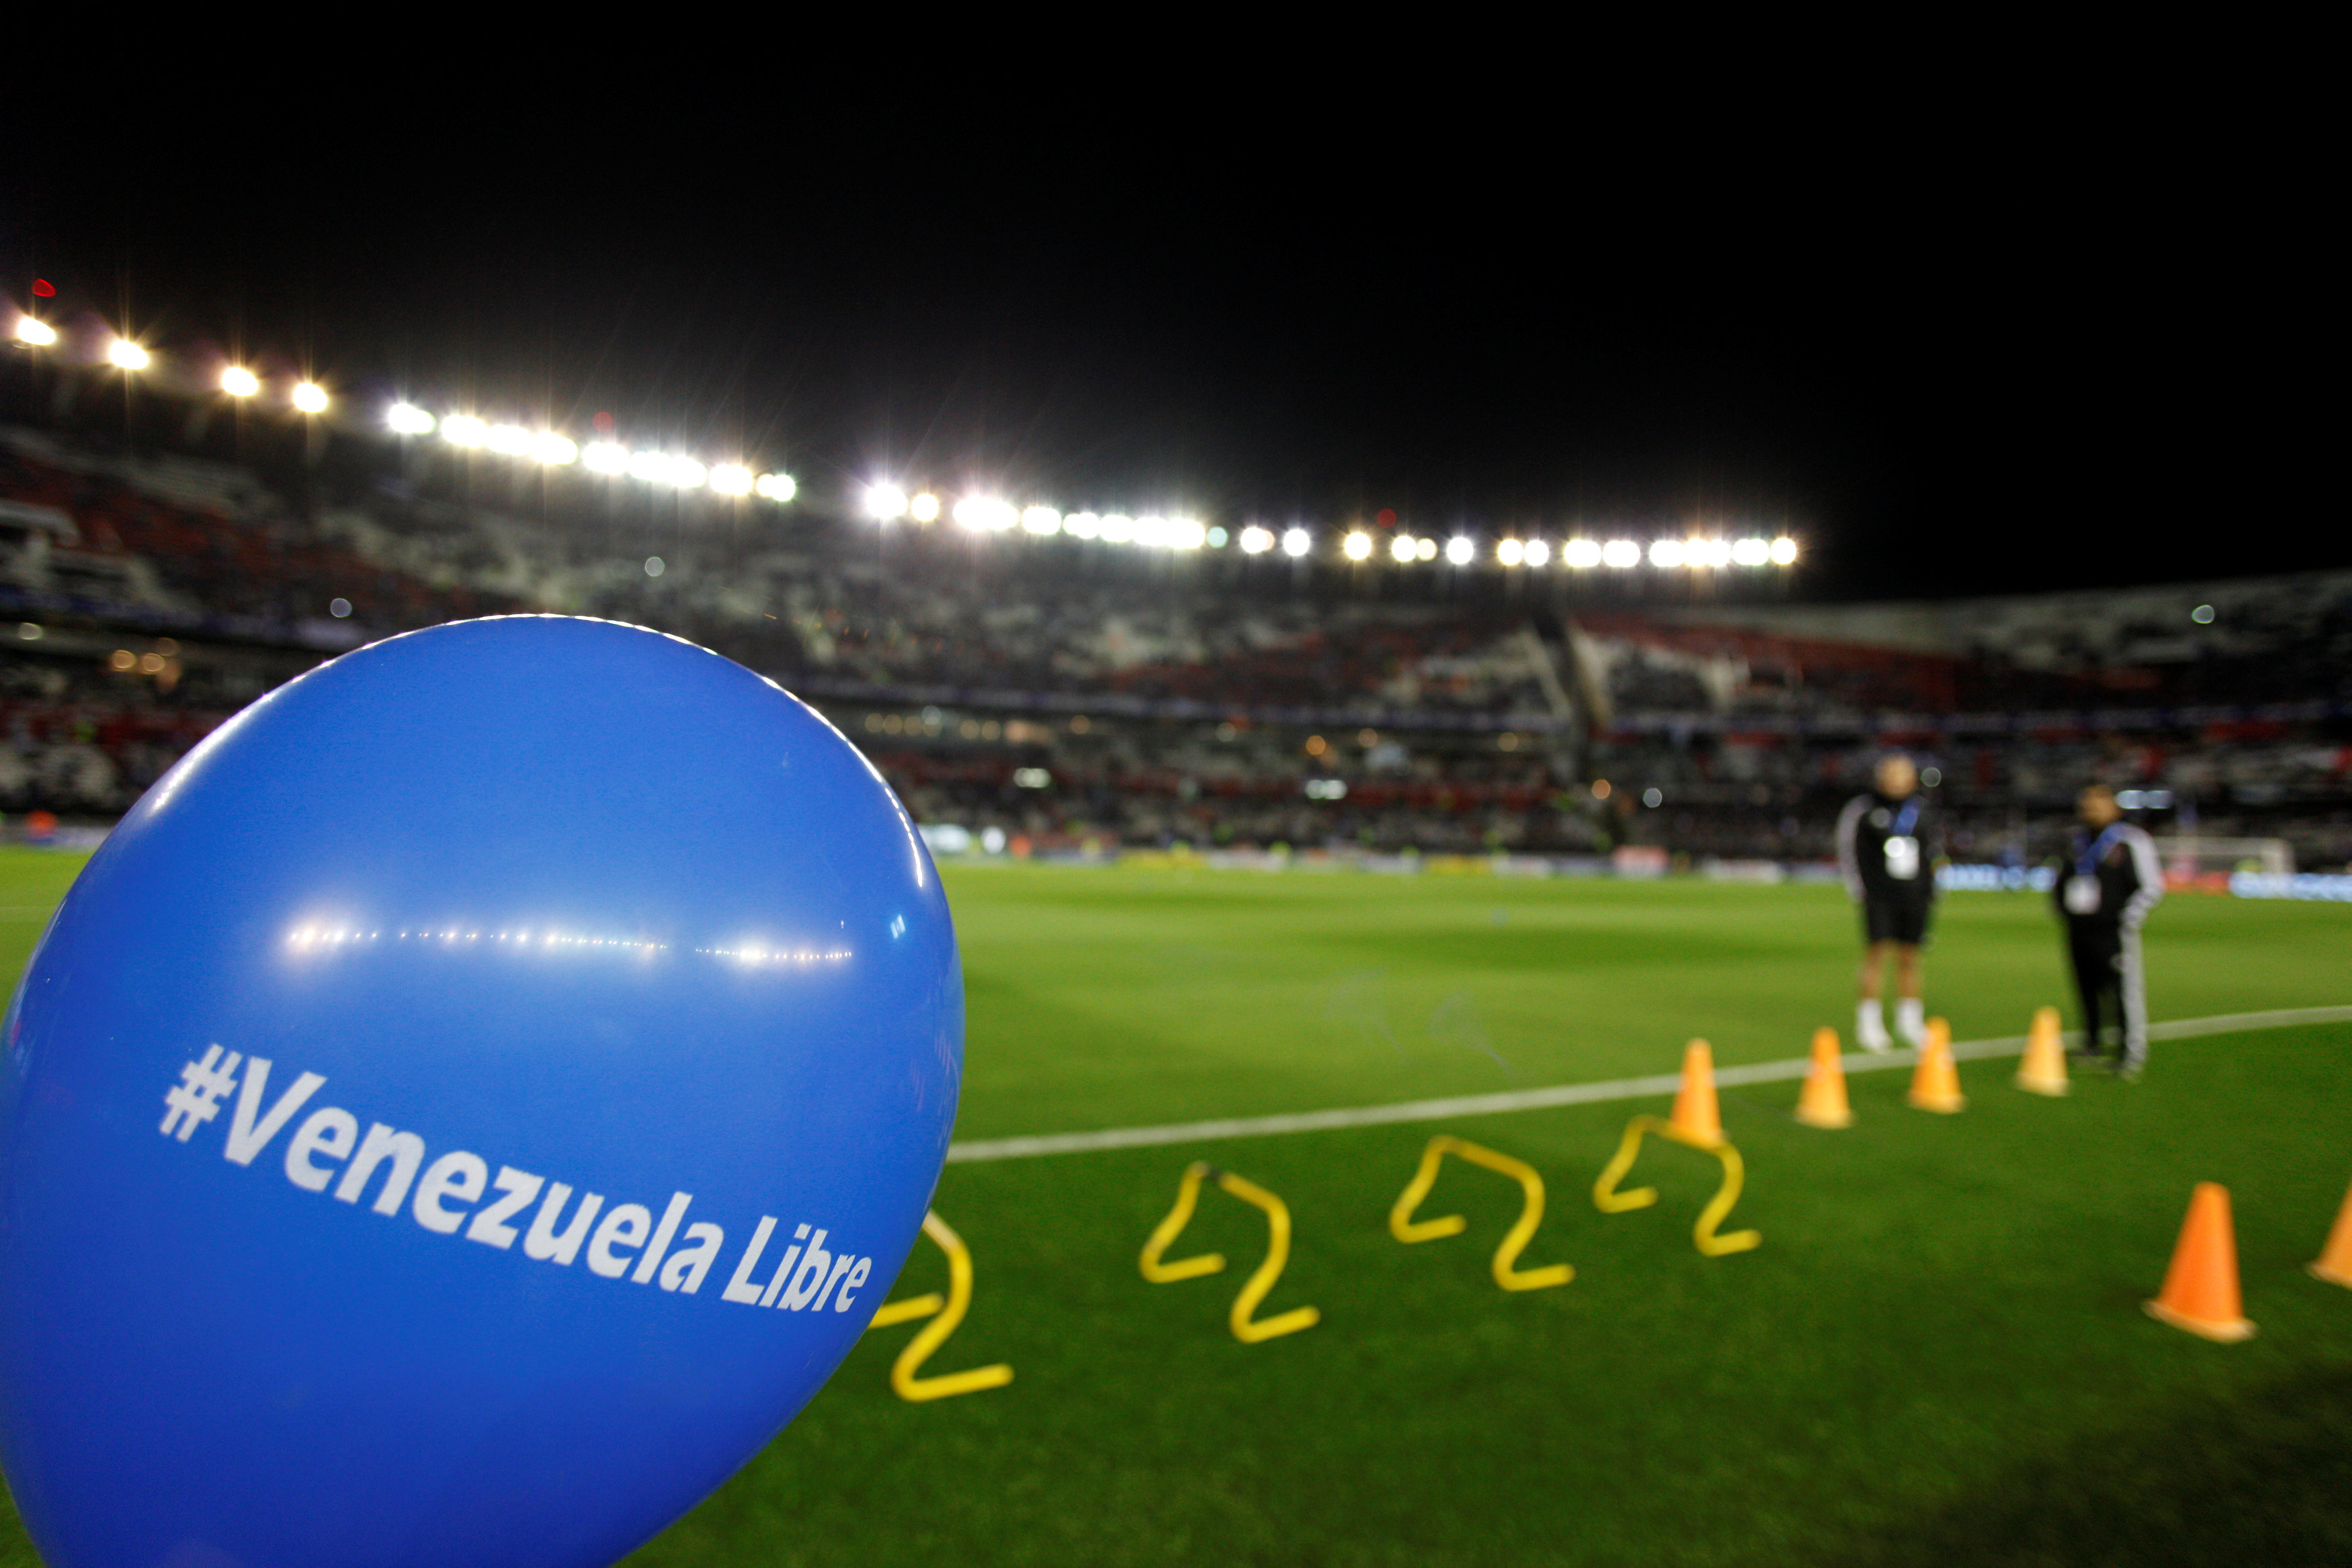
[1669, 1039, 1724, 1146]
[1794, 1027, 1853, 1129]
[2016, 1006, 2070, 1097]
[2310, 1175, 2352, 1289]
[2146, 1182, 2255, 1341]
[1906, 1018, 1966, 1113]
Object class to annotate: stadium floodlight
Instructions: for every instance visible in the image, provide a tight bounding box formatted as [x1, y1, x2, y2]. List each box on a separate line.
[1023, 505, 1062, 535]
[628, 450, 671, 482]
[670, 458, 709, 490]
[1100, 513, 1135, 542]
[909, 491, 939, 522]
[1731, 536, 1769, 566]
[1602, 539, 1640, 568]
[13, 316, 56, 346]
[291, 381, 329, 415]
[1240, 525, 1274, 554]
[1701, 539, 1733, 568]
[1649, 539, 1685, 568]
[1417, 537, 1437, 562]
[1523, 539, 1551, 568]
[754, 472, 796, 503]
[1769, 535, 1798, 564]
[487, 424, 534, 456]
[386, 402, 435, 435]
[107, 339, 150, 370]
[534, 433, 580, 466]
[865, 484, 909, 521]
[709, 464, 755, 495]
[442, 414, 488, 447]
[1065, 511, 1101, 539]
[1445, 536, 1474, 565]
[1564, 539, 1601, 569]
[583, 440, 628, 472]
[1344, 531, 1373, 561]
[1390, 534, 1417, 562]
[220, 366, 261, 397]
[1169, 517, 1207, 550]
[1497, 539, 1525, 567]
[1282, 527, 1310, 558]
[1134, 515, 1171, 547]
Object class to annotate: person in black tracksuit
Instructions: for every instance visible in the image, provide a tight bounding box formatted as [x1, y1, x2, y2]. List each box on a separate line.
[1836, 752, 1942, 1051]
[2050, 783, 2164, 1079]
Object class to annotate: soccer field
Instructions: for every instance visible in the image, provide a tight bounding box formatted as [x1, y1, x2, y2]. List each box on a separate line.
[5, 850, 2351, 1565]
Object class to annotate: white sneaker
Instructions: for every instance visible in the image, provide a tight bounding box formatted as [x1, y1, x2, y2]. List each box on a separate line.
[1857, 1001, 1891, 1053]
[1894, 1000, 1926, 1049]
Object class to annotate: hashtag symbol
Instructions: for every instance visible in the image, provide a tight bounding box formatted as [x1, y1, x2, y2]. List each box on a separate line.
[159, 1045, 243, 1141]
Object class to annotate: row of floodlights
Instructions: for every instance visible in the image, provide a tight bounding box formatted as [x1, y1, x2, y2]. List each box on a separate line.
[16, 314, 334, 412]
[8, 311, 796, 503]
[386, 405, 796, 500]
[863, 482, 1797, 567]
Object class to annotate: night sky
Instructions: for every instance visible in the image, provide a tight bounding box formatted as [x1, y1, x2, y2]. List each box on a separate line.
[1, 88, 2329, 601]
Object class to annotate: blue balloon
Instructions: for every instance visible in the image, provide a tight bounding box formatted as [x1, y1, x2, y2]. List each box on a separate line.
[0, 617, 961, 1567]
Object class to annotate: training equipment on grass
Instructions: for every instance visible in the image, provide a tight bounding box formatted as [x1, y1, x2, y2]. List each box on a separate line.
[1906, 1018, 1967, 1113]
[1388, 1135, 1573, 1291]
[1793, 1027, 1853, 1129]
[2309, 1175, 2352, 1289]
[2016, 1006, 2070, 1096]
[1667, 1038, 1725, 1145]
[1592, 1045, 1761, 1257]
[864, 1211, 1013, 1401]
[1140, 1162, 1320, 1342]
[0, 617, 961, 1568]
[2145, 1182, 2256, 1342]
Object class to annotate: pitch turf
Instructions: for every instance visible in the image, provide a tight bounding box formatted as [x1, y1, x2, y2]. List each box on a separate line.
[5, 848, 2351, 1565]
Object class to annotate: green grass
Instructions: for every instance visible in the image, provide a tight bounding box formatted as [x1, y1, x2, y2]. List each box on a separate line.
[5, 850, 2352, 1565]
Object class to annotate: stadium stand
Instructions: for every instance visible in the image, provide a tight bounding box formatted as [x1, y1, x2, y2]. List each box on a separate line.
[2, 406, 2347, 873]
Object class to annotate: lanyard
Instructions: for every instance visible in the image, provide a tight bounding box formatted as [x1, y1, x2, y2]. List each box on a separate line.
[2076, 824, 2126, 877]
[1889, 797, 1920, 837]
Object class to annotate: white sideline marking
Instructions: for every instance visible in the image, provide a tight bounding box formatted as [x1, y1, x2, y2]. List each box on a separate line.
[943, 1004, 2352, 1164]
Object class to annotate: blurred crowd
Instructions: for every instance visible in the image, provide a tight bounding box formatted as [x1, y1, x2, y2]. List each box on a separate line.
[3, 417, 2348, 870]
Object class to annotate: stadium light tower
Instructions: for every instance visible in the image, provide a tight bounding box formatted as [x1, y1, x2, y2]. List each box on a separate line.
[1344, 531, 1373, 561]
[909, 492, 940, 523]
[13, 315, 56, 347]
[1023, 505, 1062, 535]
[442, 415, 488, 447]
[1564, 539, 1601, 569]
[1523, 539, 1551, 568]
[1649, 539, 1685, 568]
[1389, 534, 1416, 563]
[386, 403, 435, 435]
[1241, 525, 1273, 554]
[291, 382, 329, 415]
[1770, 536, 1799, 564]
[866, 484, 909, 521]
[533, 434, 579, 466]
[1731, 537, 1769, 566]
[1602, 539, 1640, 568]
[107, 339, 150, 370]
[220, 366, 260, 398]
[1282, 526, 1310, 558]
[709, 464, 755, 496]
[1445, 536, 1474, 566]
[1496, 539, 1524, 567]
[754, 471, 796, 503]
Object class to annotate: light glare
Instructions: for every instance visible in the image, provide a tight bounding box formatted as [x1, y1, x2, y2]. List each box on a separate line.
[13, 316, 56, 347]
[866, 484, 909, 520]
[1100, 513, 1136, 543]
[709, 464, 755, 495]
[442, 415, 488, 447]
[220, 366, 261, 397]
[1022, 505, 1062, 535]
[1523, 539, 1550, 568]
[1390, 534, 1417, 562]
[910, 492, 940, 522]
[1770, 536, 1799, 564]
[1065, 511, 1101, 539]
[583, 441, 629, 472]
[1281, 527, 1310, 558]
[386, 402, 435, 435]
[1731, 537, 1769, 566]
[754, 472, 796, 503]
[1446, 536, 1474, 565]
[1497, 539, 1525, 567]
[1564, 539, 1601, 569]
[1240, 525, 1273, 554]
[291, 381, 329, 414]
[1343, 531, 1373, 561]
[1649, 539, 1685, 568]
[1602, 540, 1640, 568]
[533, 433, 579, 466]
[107, 339, 149, 370]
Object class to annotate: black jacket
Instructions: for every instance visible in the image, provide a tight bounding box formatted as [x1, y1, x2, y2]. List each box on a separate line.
[1837, 791, 1940, 905]
[2052, 823, 2164, 930]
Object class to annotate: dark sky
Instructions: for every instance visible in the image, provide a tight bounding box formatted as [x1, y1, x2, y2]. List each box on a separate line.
[1, 84, 2329, 599]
